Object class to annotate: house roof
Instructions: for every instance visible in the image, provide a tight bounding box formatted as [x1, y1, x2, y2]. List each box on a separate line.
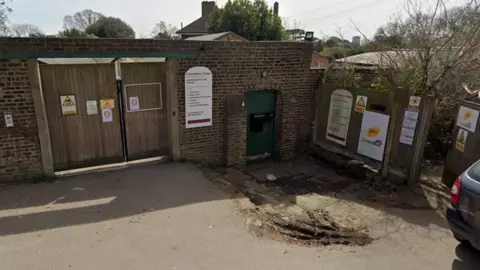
[176, 16, 210, 34]
[185, 32, 248, 41]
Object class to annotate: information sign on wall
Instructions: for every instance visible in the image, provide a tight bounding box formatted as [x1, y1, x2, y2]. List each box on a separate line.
[185, 67, 213, 128]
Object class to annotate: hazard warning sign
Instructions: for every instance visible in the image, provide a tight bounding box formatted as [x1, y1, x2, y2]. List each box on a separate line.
[355, 95, 368, 113]
[60, 95, 77, 115]
[455, 128, 468, 152]
[100, 99, 115, 109]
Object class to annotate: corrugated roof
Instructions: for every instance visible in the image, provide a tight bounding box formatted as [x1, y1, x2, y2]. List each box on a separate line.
[335, 50, 419, 67]
[38, 58, 115, 64]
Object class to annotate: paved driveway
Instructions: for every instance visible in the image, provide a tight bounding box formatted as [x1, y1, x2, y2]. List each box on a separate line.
[0, 163, 478, 270]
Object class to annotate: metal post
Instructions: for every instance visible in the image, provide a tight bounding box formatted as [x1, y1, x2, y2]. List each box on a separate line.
[116, 77, 129, 162]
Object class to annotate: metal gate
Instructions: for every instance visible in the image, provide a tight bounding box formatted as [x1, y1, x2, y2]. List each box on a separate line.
[41, 64, 123, 170]
[120, 62, 168, 160]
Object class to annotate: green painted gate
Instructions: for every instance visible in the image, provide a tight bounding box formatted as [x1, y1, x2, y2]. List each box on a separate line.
[246, 91, 277, 157]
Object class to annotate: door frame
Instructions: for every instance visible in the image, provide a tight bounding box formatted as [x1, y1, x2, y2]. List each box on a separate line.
[245, 90, 278, 160]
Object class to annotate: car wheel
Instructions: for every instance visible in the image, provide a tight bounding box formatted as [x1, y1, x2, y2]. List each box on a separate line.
[453, 234, 472, 247]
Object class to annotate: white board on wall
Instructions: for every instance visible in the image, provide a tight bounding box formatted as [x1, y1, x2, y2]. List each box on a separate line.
[326, 89, 353, 145]
[357, 111, 390, 161]
[185, 66, 213, 128]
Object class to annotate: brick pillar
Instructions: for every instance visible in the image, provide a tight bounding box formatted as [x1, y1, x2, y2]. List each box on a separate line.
[279, 91, 299, 160]
[225, 94, 247, 166]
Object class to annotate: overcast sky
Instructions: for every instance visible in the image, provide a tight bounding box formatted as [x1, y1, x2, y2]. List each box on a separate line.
[7, 0, 462, 40]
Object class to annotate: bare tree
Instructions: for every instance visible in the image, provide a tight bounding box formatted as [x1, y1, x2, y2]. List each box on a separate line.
[282, 18, 305, 40]
[9, 23, 44, 37]
[151, 21, 179, 40]
[0, 0, 12, 36]
[63, 9, 105, 31]
[345, 0, 480, 158]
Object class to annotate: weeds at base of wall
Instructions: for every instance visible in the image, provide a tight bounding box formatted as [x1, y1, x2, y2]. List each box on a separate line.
[309, 144, 395, 190]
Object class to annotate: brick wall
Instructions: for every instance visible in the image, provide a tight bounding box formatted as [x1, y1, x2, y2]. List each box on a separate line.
[0, 38, 319, 179]
[0, 60, 42, 182]
[176, 42, 318, 165]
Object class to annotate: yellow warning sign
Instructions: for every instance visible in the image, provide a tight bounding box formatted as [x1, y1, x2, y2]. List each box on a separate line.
[100, 99, 115, 109]
[455, 128, 467, 152]
[63, 96, 75, 106]
[60, 95, 77, 115]
[355, 95, 368, 113]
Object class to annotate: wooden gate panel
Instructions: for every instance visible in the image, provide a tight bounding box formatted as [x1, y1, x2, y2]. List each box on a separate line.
[121, 63, 168, 160]
[41, 64, 123, 170]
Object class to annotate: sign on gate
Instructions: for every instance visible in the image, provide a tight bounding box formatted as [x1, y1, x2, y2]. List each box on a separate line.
[185, 66, 213, 128]
[129, 96, 140, 111]
[60, 95, 77, 115]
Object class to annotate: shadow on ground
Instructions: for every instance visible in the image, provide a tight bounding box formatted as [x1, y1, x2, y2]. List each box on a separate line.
[0, 163, 235, 237]
[451, 244, 480, 270]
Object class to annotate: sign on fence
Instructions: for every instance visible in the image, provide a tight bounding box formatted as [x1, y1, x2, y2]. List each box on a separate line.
[357, 111, 390, 161]
[399, 108, 419, 145]
[326, 89, 353, 145]
[355, 95, 367, 113]
[456, 106, 479, 133]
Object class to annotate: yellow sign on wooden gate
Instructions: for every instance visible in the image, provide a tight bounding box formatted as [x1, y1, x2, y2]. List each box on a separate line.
[100, 99, 115, 109]
[60, 95, 77, 115]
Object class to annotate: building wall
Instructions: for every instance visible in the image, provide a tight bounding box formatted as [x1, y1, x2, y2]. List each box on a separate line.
[311, 54, 329, 69]
[0, 38, 318, 181]
[0, 60, 43, 182]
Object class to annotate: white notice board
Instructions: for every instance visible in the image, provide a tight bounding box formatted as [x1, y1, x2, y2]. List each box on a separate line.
[185, 66, 213, 128]
[357, 111, 390, 161]
[326, 89, 353, 145]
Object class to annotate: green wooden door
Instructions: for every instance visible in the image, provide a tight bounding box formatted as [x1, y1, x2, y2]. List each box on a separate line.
[246, 91, 276, 157]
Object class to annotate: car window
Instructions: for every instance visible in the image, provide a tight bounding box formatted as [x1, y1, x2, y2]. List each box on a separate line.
[468, 161, 480, 181]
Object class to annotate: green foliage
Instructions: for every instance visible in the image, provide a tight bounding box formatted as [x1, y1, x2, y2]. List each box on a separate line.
[85, 17, 135, 38]
[58, 28, 97, 38]
[207, 0, 285, 41]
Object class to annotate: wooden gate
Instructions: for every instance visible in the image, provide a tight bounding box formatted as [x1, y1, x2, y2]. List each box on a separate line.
[41, 64, 123, 170]
[120, 62, 168, 160]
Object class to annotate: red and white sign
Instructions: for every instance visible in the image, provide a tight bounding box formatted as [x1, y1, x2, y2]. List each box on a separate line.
[102, 108, 113, 123]
[185, 66, 212, 128]
[129, 96, 140, 111]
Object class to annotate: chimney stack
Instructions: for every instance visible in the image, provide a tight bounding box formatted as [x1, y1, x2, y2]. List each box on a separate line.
[273, 2, 279, 16]
[202, 1, 216, 17]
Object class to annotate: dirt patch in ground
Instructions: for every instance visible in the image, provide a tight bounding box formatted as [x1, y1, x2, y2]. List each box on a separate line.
[247, 208, 373, 247]
[201, 165, 374, 247]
